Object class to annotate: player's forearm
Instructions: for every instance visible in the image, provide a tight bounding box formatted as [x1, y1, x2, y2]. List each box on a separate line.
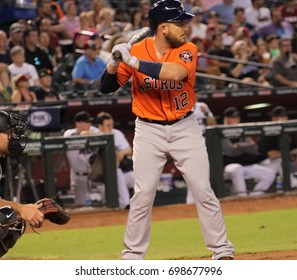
[100, 68, 121, 93]
[0, 198, 21, 214]
[133, 60, 188, 81]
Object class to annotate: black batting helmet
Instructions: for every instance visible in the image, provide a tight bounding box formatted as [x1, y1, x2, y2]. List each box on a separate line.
[148, 0, 194, 32]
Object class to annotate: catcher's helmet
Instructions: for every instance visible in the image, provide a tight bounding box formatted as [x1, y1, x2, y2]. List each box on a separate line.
[0, 111, 28, 157]
[0, 111, 10, 133]
[148, 0, 194, 32]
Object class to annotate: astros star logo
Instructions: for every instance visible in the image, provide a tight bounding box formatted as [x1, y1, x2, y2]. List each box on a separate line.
[180, 50, 193, 62]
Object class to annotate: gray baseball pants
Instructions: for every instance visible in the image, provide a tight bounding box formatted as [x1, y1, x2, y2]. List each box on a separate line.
[121, 114, 234, 259]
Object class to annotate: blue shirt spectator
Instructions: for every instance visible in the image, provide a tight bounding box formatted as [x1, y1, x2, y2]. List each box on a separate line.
[208, 0, 235, 26]
[72, 55, 106, 81]
[72, 39, 107, 85]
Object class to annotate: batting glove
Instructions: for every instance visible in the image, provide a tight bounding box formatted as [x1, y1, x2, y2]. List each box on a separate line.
[108, 57, 120, 67]
[111, 43, 138, 67]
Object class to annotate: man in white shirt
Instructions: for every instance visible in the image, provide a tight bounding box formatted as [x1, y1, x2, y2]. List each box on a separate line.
[96, 112, 134, 210]
[63, 111, 99, 206]
[189, 6, 207, 41]
[244, 0, 271, 30]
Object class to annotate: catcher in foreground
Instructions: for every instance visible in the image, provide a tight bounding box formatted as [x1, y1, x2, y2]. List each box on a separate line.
[0, 197, 70, 257]
[0, 111, 70, 257]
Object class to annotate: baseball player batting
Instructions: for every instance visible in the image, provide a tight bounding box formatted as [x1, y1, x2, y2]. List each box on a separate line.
[100, 0, 234, 260]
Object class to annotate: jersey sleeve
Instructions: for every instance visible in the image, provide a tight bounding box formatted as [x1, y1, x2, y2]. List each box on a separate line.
[173, 42, 197, 79]
[116, 62, 133, 86]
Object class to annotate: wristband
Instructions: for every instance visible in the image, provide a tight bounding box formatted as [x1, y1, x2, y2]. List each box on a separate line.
[138, 60, 162, 79]
[126, 56, 138, 67]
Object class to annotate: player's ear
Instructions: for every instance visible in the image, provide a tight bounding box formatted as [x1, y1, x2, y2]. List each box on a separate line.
[159, 23, 168, 35]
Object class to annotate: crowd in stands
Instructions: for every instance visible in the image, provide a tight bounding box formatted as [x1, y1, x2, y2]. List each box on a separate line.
[0, 0, 297, 103]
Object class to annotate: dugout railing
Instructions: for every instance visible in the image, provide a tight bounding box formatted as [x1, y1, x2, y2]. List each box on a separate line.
[205, 120, 297, 198]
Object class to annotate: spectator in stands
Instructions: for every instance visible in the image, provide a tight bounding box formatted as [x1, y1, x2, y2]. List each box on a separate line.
[208, 0, 235, 26]
[189, 6, 207, 41]
[23, 28, 53, 72]
[254, 37, 272, 65]
[0, 31, 11, 91]
[202, 23, 221, 52]
[39, 17, 61, 54]
[7, 23, 24, 50]
[207, 33, 233, 76]
[74, 11, 97, 50]
[258, 7, 295, 40]
[205, 10, 227, 34]
[95, 112, 134, 210]
[229, 39, 270, 86]
[11, 74, 37, 103]
[38, 29, 62, 70]
[187, 98, 217, 204]
[0, 80, 10, 103]
[258, 106, 297, 189]
[50, 1, 64, 20]
[72, 37, 106, 86]
[139, 0, 152, 18]
[63, 111, 99, 206]
[265, 34, 280, 58]
[35, 0, 62, 30]
[59, 1, 80, 40]
[271, 38, 297, 87]
[130, 8, 144, 31]
[8, 46, 40, 87]
[192, 36, 210, 73]
[279, 0, 297, 31]
[233, 6, 256, 33]
[222, 107, 275, 197]
[96, 7, 133, 36]
[90, 0, 109, 27]
[222, 21, 241, 48]
[233, 6, 246, 26]
[244, 0, 271, 30]
[0, 31, 12, 65]
[233, 26, 257, 53]
[34, 68, 58, 101]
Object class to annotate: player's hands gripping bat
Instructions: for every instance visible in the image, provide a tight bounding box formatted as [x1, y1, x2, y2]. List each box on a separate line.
[109, 27, 151, 67]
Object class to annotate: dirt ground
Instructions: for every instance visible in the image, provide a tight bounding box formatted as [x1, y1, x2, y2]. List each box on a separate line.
[34, 193, 297, 260]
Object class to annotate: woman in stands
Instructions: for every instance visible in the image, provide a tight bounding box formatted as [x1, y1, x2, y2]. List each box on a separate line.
[11, 74, 37, 103]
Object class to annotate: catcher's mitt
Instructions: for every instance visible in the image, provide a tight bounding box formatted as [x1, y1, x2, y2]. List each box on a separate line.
[36, 197, 70, 225]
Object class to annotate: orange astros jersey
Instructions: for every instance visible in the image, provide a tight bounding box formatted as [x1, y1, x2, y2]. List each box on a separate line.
[116, 37, 197, 121]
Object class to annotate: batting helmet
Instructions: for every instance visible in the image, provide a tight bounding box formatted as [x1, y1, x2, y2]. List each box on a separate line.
[148, 0, 194, 32]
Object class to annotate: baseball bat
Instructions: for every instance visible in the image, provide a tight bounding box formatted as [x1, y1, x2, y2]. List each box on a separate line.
[112, 27, 151, 62]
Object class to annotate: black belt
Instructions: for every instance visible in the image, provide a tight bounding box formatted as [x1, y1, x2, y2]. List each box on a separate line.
[138, 111, 192, 126]
[75, 172, 88, 176]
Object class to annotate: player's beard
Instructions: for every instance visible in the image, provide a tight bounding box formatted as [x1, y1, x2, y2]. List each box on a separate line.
[165, 30, 185, 48]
